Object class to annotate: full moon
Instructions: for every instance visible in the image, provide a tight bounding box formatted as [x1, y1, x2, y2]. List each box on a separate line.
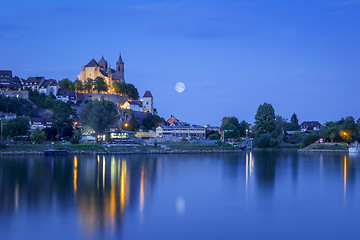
[175, 82, 185, 93]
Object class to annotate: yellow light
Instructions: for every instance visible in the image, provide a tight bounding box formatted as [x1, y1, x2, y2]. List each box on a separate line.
[124, 123, 128, 127]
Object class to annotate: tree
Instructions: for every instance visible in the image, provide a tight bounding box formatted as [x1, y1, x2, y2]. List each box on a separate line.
[254, 103, 277, 137]
[69, 81, 76, 91]
[286, 113, 300, 131]
[113, 82, 127, 95]
[126, 83, 139, 99]
[0, 95, 33, 116]
[276, 115, 288, 131]
[340, 116, 358, 143]
[59, 78, 71, 90]
[43, 127, 58, 141]
[3, 118, 30, 138]
[80, 99, 119, 134]
[52, 100, 75, 140]
[142, 114, 165, 130]
[221, 117, 240, 139]
[74, 79, 83, 92]
[239, 120, 249, 137]
[113, 82, 139, 99]
[93, 77, 108, 93]
[31, 127, 46, 144]
[84, 78, 94, 93]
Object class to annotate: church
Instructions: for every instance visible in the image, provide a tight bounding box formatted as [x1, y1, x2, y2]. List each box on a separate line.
[76, 54, 125, 94]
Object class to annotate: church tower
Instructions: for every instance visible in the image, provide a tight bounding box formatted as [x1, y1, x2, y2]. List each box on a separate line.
[116, 53, 125, 81]
[98, 55, 108, 71]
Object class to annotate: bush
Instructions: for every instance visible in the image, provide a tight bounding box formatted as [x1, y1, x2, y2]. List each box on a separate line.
[70, 137, 80, 144]
[257, 133, 271, 148]
[301, 134, 319, 148]
[31, 127, 46, 144]
[209, 132, 220, 140]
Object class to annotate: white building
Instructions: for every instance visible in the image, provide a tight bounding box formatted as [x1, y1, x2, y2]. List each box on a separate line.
[142, 91, 153, 113]
[24, 77, 59, 96]
[156, 125, 206, 140]
[122, 100, 143, 112]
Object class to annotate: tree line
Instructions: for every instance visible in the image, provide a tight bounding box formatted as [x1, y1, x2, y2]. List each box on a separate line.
[58, 77, 139, 99]
[221, 102, 360, 148]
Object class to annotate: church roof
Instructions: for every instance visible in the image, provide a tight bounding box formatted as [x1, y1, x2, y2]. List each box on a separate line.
[143, 91, 153, 98]
[98, 56, 108, 68]
[84, 59, 99, 67]
[117, 53, 124, 64]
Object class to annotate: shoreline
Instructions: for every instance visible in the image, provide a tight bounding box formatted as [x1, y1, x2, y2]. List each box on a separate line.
[0, 149, 245, 155]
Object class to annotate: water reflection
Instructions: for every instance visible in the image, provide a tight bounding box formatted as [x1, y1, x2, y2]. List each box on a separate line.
[1, 152, 360, 239]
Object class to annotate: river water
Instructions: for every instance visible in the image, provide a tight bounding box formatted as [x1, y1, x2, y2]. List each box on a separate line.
[0, 151, 360, 240]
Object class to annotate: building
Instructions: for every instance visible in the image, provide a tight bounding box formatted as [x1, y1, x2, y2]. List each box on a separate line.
[300, 121, 322, 131]
[122, 100, 143, 112]
[77, 54, 125, 94]
[26, 117, 53, 130]
[142, 91, 153, 113]
[0, 112, 17, 120]
[24, 77, 45, 91]
[167, 115, 179, 125]
[156, 125, 206, 140]
[0, 90, 29, 99]
[0, 70, 16, 90]
[38, 79, 52, 95]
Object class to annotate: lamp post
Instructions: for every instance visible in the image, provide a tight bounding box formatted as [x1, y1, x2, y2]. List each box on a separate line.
[124, 122, 129, 131]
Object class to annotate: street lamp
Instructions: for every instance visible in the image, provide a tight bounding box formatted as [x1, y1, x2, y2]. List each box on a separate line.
[124, 122, 129, 131]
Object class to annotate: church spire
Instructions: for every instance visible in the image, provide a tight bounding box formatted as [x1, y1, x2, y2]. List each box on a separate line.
[117, 53, 124, 64]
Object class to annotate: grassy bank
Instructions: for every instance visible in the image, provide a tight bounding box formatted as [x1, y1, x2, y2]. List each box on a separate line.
[0, 141, 242, 154]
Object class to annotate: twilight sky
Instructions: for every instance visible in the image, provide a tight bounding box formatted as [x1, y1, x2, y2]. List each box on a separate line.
[1, 0, 359, 126]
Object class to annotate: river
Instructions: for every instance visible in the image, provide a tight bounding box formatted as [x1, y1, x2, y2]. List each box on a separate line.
[0, 151, 360, 239]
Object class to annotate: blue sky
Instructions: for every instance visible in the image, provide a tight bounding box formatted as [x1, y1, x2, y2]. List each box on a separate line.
[1, 0, 359, 126]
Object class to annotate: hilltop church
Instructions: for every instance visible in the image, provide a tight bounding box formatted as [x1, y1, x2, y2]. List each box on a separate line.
[77, 54, 125, 94]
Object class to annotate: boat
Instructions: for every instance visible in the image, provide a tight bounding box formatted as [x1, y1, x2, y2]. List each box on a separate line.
[349, 142, 360, 153]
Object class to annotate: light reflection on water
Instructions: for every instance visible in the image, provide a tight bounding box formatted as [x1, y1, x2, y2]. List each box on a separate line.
[0, 151, 360, 239]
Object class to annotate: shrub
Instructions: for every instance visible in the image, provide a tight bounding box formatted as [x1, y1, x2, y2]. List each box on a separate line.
[301, 134, 319, 148]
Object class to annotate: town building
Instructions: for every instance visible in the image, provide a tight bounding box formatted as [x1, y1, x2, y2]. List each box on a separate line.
[156, 125, 206, 140]
[21, 117, 53, 130]
[77, 54, 125, 94]
[142, 91, 153, 113]
[24, 77, 59, 96]
[300, 121, 322, 131]
[0, 112, 17, 120]
[122, 100, 143, 112]
[0, 90, 29, 99]
[0, 70, 17, 90]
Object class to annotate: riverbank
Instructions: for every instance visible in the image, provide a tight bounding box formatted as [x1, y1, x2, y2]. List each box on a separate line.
[298, 142, 349, 152]
[0, 142, 244, 155]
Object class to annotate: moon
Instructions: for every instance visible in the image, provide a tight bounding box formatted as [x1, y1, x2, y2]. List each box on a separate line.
[175, 82, 185, 93]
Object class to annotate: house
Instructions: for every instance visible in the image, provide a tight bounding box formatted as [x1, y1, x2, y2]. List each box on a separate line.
[0, 70, 16, 90]
[38, 79, 52, 95]
[204, 125, 221, 138]
[167, 115, 179, 125]
[56, 88, 69, 102]
[0, 90, 29, 99]
[0, 112, 17, 120]
[122, 100, 143, 112]
[156, 125, 206, 140]
[300, 121, 322, 131]
[24, 77, 45, 91]
[28, 117, 53, 130]
[49, 82, 60, 95]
